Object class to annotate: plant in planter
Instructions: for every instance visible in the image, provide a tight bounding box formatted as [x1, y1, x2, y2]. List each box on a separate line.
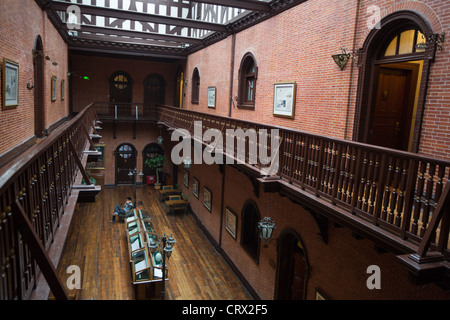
[144, 155, 165, 188]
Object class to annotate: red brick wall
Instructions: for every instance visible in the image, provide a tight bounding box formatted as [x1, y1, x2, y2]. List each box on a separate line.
[183, 0, 450, 160]
[70, 54, 185, 111]
[180, 161, 450, 300]
[0, 0, 68, 157]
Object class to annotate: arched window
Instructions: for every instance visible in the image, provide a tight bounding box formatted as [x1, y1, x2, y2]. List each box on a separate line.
[109, 71, 133, 105]
[238, 53, 257, 109]
[191, 68, 200, 104]
[241, 200, 260, 261]
[383, 28, 426, 57]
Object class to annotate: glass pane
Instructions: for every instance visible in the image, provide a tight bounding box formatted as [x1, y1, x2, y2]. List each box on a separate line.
[398, 30, 415, 54]
[384, 36, 397, 56]
[247, 79, 254, 101]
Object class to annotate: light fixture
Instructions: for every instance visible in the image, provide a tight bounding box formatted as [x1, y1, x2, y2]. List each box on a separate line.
[148, 234, 176, 300]
[258, 216, 276, 242]
[157, 135, 163, 145]
[332, 47, 358, 70]
[183, 156, 192, 169]
[416, 32, 445, 51]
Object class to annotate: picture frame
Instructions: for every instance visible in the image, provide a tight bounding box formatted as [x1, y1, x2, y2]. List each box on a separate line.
[61, 79, 65, 101]
[314, 287, 328, 300]
[183, 169, 189, 188]
[207, 86, 216, 108]
[2, 58, 19, 109]
[203, 187, 212, 212]
[225, 207, 237, 239]
[86, 143, 105, 169]
[273, 81, 296, 119]
[51, 75, 57, 101]
[192, 177, 199, 199]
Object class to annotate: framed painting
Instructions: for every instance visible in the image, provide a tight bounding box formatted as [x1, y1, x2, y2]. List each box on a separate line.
[207, 86, 216, 108]
[192, 177, 199, 199]
[86, 143, 105, 169]
[183, 169, 189, 187]
[51, 75, 57, 101]
[61, 79, 65, 101]
[225, 207, 237, 239]
[203, 187, 212, 212]
[2, 58, 19, 109]
[273, 82, 296, 119]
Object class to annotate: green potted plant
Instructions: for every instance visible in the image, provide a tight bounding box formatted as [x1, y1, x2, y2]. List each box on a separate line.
[144, 155, 165, 189]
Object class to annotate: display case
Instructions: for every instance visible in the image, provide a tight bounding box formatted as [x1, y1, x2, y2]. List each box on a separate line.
[125, 209, 138, 223]
[138, 209, 151, 221]
[127, 231, 145, 261]
[131, 248, 152, 283]
[150, 249, 168, 280]
[126, 219, 140, 236]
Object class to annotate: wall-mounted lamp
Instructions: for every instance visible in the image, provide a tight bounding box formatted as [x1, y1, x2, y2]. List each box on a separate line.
[416, 32, 445, 51]
[332, 47, 352, 70]
[258, 217, 276, 246]
[183, 157, 192, 169]
[26, 82, 34, 90]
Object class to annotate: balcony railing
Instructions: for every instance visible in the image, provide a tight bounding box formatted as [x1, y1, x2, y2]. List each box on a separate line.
[0, 104, 99, 300]
[98, 102, 449, 276]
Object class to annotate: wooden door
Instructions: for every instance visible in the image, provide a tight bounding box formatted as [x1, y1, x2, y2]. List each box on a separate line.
[115, 144, 136, 184]
[276, 233, 308, 300]
[370, 67, 414, 150]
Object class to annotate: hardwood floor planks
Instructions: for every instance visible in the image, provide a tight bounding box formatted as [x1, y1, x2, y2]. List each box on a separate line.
[55, 185, 251, 300]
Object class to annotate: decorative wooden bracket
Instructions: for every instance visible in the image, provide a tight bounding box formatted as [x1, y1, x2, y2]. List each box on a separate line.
[12, 200, 69, 300]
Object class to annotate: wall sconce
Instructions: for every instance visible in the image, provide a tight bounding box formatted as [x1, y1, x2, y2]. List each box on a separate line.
[332, 47, 352, 70]
[183, 156, 192, 169]
[26, 82, 34, 90]
[416, 32, 445, 51]
[157, 135, 163, 145]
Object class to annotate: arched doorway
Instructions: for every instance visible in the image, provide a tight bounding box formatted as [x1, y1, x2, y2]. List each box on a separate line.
[144, 73, 166, 113]
[240, 200, 260, 261]
[33, 35, 45, 138]
[275, 229, 309, 300]
[354, 11, 435, 152]
[115, 143, 137, 184]
[142, 142, 164, 183]
[110, 71, 133, 116]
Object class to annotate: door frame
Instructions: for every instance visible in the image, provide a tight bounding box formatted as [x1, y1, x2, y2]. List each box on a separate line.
[115, 143, 137, 185]
[274, 228, 310, 300]
[354, 11, 435, 152]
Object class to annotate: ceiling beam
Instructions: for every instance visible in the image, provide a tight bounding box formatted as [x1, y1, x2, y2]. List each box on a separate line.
[50, 1, 229, 33]
[192, 0, 272, 13]
[72, 25, 205, 45]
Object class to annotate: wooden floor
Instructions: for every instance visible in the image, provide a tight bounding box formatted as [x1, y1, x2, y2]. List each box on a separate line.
[55, 185, 251, 300]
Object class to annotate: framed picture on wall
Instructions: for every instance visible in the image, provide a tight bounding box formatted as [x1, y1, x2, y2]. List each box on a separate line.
[2, 58, 19, 109]
[86, 143, 105, 169]
[203, 187, 212, 212]
[61, 79, 65, 101]
[225, 207, 237, 239]
[51, 75, 57, 101]
[192, 177, 199, 199]
[273, 82, 296, 119]
[207, 86, 216, 108]
[183, 169, 189, 187]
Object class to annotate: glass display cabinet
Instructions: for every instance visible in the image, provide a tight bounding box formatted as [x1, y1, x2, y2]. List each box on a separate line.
[130, 248, 151, 283]
[138, 209, 151, 221]
[127, 219, 140, 236]
[125, 209, 138, 223]
[127, 231, 145, 261]
[150, 248, 167, 280]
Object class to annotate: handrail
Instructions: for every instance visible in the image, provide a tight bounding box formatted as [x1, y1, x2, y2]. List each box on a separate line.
[94, 101, 450, 261]
[0, 103, 98, 300]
